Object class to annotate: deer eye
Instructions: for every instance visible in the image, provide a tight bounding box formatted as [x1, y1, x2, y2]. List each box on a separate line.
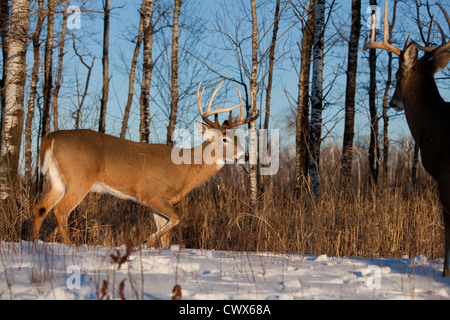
[223, 138, 228, 143]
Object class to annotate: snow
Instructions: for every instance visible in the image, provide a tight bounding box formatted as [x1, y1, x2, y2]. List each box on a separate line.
[0, 241, 449, 300]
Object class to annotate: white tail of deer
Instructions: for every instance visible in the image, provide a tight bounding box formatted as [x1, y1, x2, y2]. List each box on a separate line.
[31, 81, 259, 247]
[364, 1, 450, 277]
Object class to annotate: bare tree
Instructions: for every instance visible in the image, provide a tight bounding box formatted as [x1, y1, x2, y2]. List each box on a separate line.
[368, 0, 379, 186]
[72, 36, 94, 129]
[381, 0, 398, 187]
[25, 0, 45, 190]
[140, 0, 154, 143]
[0, 0, 9, 123]
[261, 0, 281, 192]
[99, 0, 110, 134]
[308, 0, 325, 198]
[41, 0, 55, 139]
[166, 0, 182, 147]
[0, 0, 30, 209]
[52, 0, 70, 132]
[264, 0, 281, 132]
[341, 0, 361, 186]
[294, 0, 315, 196]
[249, 0, 259, 210]
[121, 1, 146, 139]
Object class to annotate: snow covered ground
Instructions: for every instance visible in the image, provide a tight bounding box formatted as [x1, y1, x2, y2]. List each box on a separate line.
[0, 241, 449, 300]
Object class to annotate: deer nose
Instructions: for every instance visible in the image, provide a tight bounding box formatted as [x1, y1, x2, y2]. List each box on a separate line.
[389, 99, 396, 108]
[389, 99, 404, 112]
[244, 152, 249, 162]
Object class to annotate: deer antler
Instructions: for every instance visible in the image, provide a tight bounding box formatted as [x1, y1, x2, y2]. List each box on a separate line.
[363, 1, 403, 56]
[197, 81, 259, 130]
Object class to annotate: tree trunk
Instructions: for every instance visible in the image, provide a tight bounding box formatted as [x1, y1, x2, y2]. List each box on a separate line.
[24, 0, 45, 190]
[166, 0, 182, 147]
[42, 0, 55, 139]
[308, 0, 325, 199]
[0, 0, 9, 133]
[261, 0, 281, 193]
[121, 0, 146, 139]
[0, 0, 30, 209]
[72, 36, 94, 129]
[382, 0, 397, 188]
[249, 0, 259, 210]
[341, 0, 361, 188]
[263, 0, 280, 132]
[99, 0, 110, 134]
[294, 0, 315, 197]
[52, 0, 69, 132]
[368, 0, 379, 187]
[140, 0, 154, 143]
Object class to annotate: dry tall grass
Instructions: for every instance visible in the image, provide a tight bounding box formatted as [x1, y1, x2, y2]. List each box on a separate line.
[1, 140, 445, 262]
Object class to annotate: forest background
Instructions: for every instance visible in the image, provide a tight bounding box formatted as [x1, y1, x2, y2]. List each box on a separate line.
[0, 0, 449, 261]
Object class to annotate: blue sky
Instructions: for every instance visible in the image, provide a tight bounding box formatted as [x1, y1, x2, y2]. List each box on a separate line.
[41, 0, 450, 153]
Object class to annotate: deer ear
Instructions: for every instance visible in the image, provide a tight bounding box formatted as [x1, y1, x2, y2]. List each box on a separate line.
[428, 51, 450, 74]
[195, 121, 217, 140]
[195, 121, 208, 136]
[402, 42, 418, 71]
[403, 42, 419, 71]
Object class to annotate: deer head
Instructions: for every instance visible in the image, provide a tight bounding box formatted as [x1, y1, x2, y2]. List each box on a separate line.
[196, 81, 259, 165]
[364, 2, 450, 113]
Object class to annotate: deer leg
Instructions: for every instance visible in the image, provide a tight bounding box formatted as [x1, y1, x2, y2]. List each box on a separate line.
[147, 201, 179, 248]
[443, 209, 450, 277]
[437, 179, 450, 277]
[31, 184, 65, 242]
[153, 212, 171, 248]
[51, 187, 89, 244]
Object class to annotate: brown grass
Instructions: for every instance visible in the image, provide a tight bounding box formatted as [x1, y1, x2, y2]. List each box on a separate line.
[1, 141, 445, 262]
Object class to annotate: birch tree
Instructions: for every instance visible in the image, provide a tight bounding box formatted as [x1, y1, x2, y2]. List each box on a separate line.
[166, 0, 182, 147]
[140, 0, 154, 143]
[308, 0, 325, 198]
[249, 0, 258, 210]
[341, 0, 361, 186]
[0, 0, 30, 209]
[0, 0, 8, 118]
[24, 0, 45, 189]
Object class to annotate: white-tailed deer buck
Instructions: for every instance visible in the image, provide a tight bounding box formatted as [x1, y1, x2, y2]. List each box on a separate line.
[31, 81, 259, 247]
[364, 1, 450, 277]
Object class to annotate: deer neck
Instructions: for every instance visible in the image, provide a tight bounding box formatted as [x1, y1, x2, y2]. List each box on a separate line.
[403, 72, 445, 145]
[187, 140, 224, 183]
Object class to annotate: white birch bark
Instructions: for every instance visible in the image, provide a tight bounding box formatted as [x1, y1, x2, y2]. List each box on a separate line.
[249, 0, 259, 210]
[139, 0, 154, 143]
[0, 0, 30, 203]
[166, 0, 182, 147]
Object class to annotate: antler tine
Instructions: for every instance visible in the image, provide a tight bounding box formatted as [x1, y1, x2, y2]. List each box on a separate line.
[363, 1, 402, 56]
[197, 81, 241, 129]
[207, 81, 224, 113]
[197, 81, 216, 128]
[197, 81, 260, 130]
[224, 87, 260, 128]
